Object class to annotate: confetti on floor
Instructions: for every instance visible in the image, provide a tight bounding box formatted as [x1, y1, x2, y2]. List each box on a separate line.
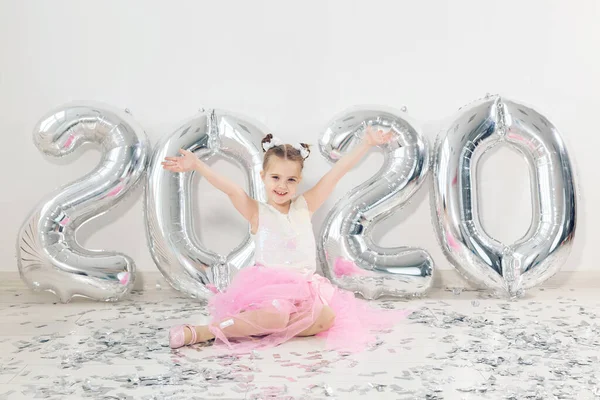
[0, 286, 598, 399]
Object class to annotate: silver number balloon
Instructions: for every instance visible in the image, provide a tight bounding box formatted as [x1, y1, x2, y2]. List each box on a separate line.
[431, 95, 577, 297]
[17, 103, 149, 302]
[317, 106, 434, 299]
[145, 109, 267, 300]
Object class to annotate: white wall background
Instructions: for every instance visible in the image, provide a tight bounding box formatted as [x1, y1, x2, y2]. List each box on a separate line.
[1, 0, 597, 276]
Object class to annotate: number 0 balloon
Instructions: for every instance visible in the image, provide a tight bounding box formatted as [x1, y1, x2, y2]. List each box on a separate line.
[431, 96, 577, 297]
[145, 109, 267, 301]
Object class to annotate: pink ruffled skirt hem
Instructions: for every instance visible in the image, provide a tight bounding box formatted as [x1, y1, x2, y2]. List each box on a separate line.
[207, 265, 411, 353]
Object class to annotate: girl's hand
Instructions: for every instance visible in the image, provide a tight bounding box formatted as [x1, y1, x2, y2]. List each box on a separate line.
[161, 149, 198, 172]
[363, 125, 395, 147]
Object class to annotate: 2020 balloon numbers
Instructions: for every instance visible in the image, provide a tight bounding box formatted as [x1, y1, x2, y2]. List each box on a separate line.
[17, 96, 577, 302]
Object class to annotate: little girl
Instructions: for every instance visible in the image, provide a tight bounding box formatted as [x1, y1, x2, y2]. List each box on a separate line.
[161, 127, 410, 352]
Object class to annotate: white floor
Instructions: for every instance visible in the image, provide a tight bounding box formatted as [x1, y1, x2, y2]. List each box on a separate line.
[0, 285, 598, 400]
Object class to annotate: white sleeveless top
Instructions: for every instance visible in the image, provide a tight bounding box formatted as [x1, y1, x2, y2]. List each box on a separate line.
[252, 195, 317, 275]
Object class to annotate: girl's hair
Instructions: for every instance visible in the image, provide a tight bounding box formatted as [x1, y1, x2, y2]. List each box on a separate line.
[261, 134, 311, 170]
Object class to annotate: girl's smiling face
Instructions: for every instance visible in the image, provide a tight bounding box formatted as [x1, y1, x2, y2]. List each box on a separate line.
[261, 157, 302, 206]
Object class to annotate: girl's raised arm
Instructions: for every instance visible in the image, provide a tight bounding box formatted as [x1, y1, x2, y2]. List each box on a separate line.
[303, 127, 394, 213]
[162, 149, 258, 224]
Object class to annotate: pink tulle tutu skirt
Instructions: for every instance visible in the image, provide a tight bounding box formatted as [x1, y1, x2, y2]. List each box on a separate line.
[207, 265, 411, 353]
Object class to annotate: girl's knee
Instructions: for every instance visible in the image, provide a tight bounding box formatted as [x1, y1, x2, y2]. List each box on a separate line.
[319, 306, 336, 331]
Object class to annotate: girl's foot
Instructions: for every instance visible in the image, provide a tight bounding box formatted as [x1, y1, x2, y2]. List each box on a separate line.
[169, 325, 215, 349]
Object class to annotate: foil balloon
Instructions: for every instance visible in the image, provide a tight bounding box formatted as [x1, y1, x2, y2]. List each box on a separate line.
[317, 106, 433, 299]
[145, 109, 267, 301]
[17, 103, 149, 302]
[431, 95, 577, 297]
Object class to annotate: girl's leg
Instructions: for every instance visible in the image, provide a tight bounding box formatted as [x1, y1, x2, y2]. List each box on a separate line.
[216, 308, 290, 338]
[182, 308, 291, 345]
[178, 325, 214, 345]
[178, 305, 335, 346]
